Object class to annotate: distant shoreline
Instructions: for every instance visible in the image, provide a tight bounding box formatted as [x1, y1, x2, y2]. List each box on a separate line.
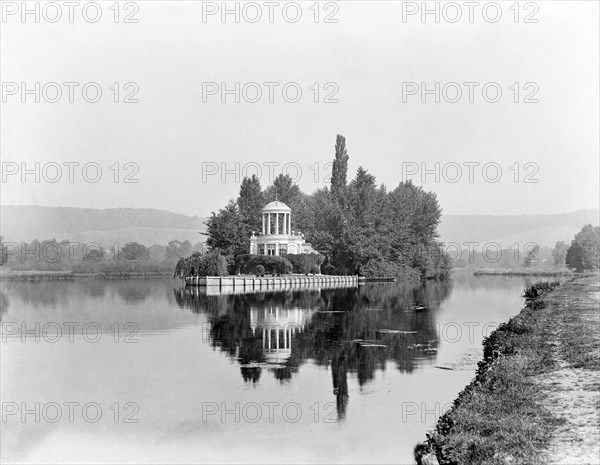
[0, 270, 174, 281]
[473, 269, 573, 277]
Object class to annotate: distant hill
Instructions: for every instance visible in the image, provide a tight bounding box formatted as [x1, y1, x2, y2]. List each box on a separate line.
[1, 205, 598, 250]
[0, 205, 207, 247]
[438, 209, 600, 248]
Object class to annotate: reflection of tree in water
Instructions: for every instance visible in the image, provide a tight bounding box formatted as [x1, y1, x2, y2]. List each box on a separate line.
[331, 350, 349, 419]
[2, 281, 70, 308]
[114, 280, 156, 303]
[0, 291, 9, 320]
[79, 280, 106, 298]
[173, 281, 453, 419]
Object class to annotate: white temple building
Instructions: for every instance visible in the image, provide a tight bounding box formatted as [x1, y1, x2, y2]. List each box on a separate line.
[249, 201, 317, 256]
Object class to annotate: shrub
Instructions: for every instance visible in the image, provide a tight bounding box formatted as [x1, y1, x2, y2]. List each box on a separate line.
[334, 265, 350, 276]
[322, 264, 335, 275]
[361, 258, 400, 278]
[237, 254, 292, 275]
[274, 259, 293, 275]
[523, 281, 560, 299]
[360, 257, 422, 281]
[310, 264, 321, 275]
[255, 264, 265, 276]
[174, 251, 229, 278]
[287, 253, 324, 274]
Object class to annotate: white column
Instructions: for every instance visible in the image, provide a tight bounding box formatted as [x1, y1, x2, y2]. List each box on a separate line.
[275, 243, 279, 256]
[288, 214, 291, 235]
[262, 214, 266, 235]
[283, 213, 287, 235]
[275, 213, 279, 235]
[267, 213, 271, 235]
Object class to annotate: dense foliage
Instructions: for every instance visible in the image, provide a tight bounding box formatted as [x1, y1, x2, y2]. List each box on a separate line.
[173, 252, 228, 278]
[0, 238, 204, 275]
[523, 281, 560, 299]
[236, 254, 292, 275]
[203, 134, 451, 281]
[566, 224, 600, 271]
[551, 241, 567, 267]
[286, 253, 324, 274]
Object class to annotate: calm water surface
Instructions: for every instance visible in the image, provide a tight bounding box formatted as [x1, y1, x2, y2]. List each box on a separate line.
[1, 274, 549, 464]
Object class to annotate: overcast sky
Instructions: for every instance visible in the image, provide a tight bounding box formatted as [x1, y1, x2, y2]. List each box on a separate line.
[1, 0, 598, 217]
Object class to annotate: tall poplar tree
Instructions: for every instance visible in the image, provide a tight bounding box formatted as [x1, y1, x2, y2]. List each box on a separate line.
[331, 134, 349, 200]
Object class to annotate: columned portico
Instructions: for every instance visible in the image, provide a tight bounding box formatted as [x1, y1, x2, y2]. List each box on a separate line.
[250, 201, 317, 256]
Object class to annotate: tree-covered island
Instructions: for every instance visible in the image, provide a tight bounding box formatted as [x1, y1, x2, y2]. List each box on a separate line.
[175, 135, 452, 281]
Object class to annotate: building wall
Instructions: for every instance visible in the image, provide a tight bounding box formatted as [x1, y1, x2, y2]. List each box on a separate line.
[250, 235, 316, 256]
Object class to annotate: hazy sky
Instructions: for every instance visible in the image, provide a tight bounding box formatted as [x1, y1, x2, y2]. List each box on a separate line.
[1, 0, 598, 217]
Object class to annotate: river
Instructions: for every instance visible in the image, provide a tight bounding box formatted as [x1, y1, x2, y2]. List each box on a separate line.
[0, 273, 548, 463]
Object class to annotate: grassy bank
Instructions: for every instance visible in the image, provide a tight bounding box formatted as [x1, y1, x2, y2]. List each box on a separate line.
[415, 275, 600, 465]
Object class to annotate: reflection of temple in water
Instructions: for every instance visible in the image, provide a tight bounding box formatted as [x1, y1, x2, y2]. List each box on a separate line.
[250, 305, 317, 365]
[173, 281, 454, 419]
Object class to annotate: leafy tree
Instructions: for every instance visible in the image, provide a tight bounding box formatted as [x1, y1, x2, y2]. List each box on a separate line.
[238, 175, 264, 233]
[180, 240, 193, 258]
[263, 174, 305, 231]
[165, 240, 183, 262]
[205, 200, 249, 272]
[264, 174, 302, 206]
[574, 224, 600, 270]
[165, 240, 194, 263]
[174, 251, 228, 278]
[566, 241, 584, 272]
[322, 264, 335, 275]
[348, 167, 377, 223]
[566, 224, 600, 271]
[120, 242, 150, 262]
[551, 241, 567, 267]
[287, 253, 325, 274]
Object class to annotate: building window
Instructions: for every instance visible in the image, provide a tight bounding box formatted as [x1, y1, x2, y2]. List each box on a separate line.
[258, 244, 265, 255]
[267, 244, 276, 256]
[279, 244, 287, 256]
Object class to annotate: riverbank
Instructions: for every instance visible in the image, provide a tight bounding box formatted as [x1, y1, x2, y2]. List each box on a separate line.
[415, 274, 600, 465]
[0, 270, 174, 281]
[473, 269, 573, 277]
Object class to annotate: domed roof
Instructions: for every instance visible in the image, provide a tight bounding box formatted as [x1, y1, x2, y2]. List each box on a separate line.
[261, 201, 291, 212]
